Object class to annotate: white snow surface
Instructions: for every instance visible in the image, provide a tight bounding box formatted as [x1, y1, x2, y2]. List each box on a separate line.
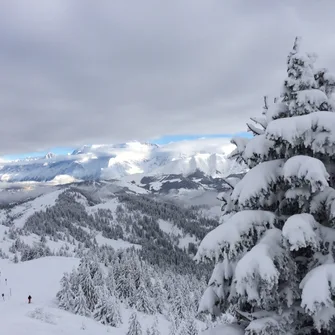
[0, 257, 171, 335]
[201, 324, 244, 335]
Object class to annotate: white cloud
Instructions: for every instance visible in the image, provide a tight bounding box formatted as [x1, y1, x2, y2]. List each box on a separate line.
[0, 0, 334, 154]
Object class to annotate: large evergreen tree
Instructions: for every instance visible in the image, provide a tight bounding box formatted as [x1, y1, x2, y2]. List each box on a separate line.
[127, 312, 142, 335]
[56, 273, 75, 311]
[73, 286, 91, 317]
[77, 258, 99, 311]
[93, 286, 122, 327]
[135, 281, 156, 315]
[196, 38, 335, 334]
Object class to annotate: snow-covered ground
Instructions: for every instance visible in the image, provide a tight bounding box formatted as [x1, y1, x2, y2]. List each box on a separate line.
[95, 234, 141, 250]
[0, 188, 64, 228]
[0, 257, 172, 335]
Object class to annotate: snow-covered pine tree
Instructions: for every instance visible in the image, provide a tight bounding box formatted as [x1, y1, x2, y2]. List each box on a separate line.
[73, 286, 91, 317]
[94, 286, 122, 327]
[57, 273, 75, 311]
[77, 259, 99, 311]
[106, 267, 116, 295]
[135, 281, 156, 314]
[168, 314, 178, 335]
[127, 312, 142, 335]
[13, 253, 19, 263]
[68, 268, 80, 296]
[169, 288, 187, 329]
[177, 314, 199, 335]
[152, 280, 165, 314]
[150, 316, 161, 335]
[195, 37, 335, 334]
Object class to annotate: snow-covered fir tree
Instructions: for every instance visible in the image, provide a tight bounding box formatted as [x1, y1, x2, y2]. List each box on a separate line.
[177, 314, 199, 335]
[93, 286, 122, 327]
[169, 288, 187, 328]
[146, 316, 161, 335]
[127, 311, 142, 335]
[73, 286, 91, 317]
[151, 316, 161, 335]
[77, 258, 99, 311]
[152, 280, 165, 314]
[106, 267, 116, 294]
[196, 37, 335, 334]
[56, 250, 203, 330]
[56, 273, 75, 311]
[135, 281, 156, 314]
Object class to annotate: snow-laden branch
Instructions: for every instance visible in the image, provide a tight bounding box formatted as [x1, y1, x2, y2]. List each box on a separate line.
[194, 210, 277, 263]
[266, 112, 335, 157]
[231, 160, 284, 209]
[283, 155, 329, 193]
[300, 263, 335, 332]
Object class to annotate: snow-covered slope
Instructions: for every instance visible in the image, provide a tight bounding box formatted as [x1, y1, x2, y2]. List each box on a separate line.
[0, 257, 171, 335]
[0, 139, 243, 182]
[0, 186, 218, 334]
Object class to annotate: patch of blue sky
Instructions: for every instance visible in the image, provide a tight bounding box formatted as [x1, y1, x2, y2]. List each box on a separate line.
[2, 132, 251, 160]
[152, 132, 251, 145]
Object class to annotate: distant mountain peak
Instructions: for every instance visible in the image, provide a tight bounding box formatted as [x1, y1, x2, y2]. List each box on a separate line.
[0, 138, 246, 183]
[44, 152, 56, 159]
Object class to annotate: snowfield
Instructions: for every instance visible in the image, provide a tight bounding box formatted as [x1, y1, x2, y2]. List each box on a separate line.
[0, 257, 172, 335]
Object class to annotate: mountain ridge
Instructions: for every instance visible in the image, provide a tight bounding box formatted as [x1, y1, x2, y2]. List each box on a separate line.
[0, 138, 245, 183]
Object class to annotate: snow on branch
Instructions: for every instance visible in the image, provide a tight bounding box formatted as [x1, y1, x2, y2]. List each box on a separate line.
[198, 286, 220, 315]
[243, 134, 275, 168]
[221, 176, 242, 190]
[234, 229, 292, 310]
[247, 122, 264, 136]
[285, 187, 311, 203]
[229, 137, 250, 164]
[266, 112, 335, 157]
[208, 259, 234, 286]
[245, 315, 286, 335]
[250, 116, 267, 129]
[310, 186, 335, 225]
[266, 102, 289, 122]
[283, 156, 329, 193]
[194, 210, 277, 263]
[296, 89, 328, 114]
[300, 264, 335, 332]
[282, 214, 321, 251]
[231, 160, 284, 209]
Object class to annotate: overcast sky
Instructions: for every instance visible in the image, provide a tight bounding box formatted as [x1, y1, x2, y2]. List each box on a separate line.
[0, 0, 335, 155]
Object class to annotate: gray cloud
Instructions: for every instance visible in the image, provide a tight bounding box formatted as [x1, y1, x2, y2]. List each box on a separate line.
[0, 0, 334, 154]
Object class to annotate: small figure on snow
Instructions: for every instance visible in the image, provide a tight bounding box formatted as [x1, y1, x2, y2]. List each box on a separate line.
[28, 295, 32, 304]
[1, 293, 4, 301]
